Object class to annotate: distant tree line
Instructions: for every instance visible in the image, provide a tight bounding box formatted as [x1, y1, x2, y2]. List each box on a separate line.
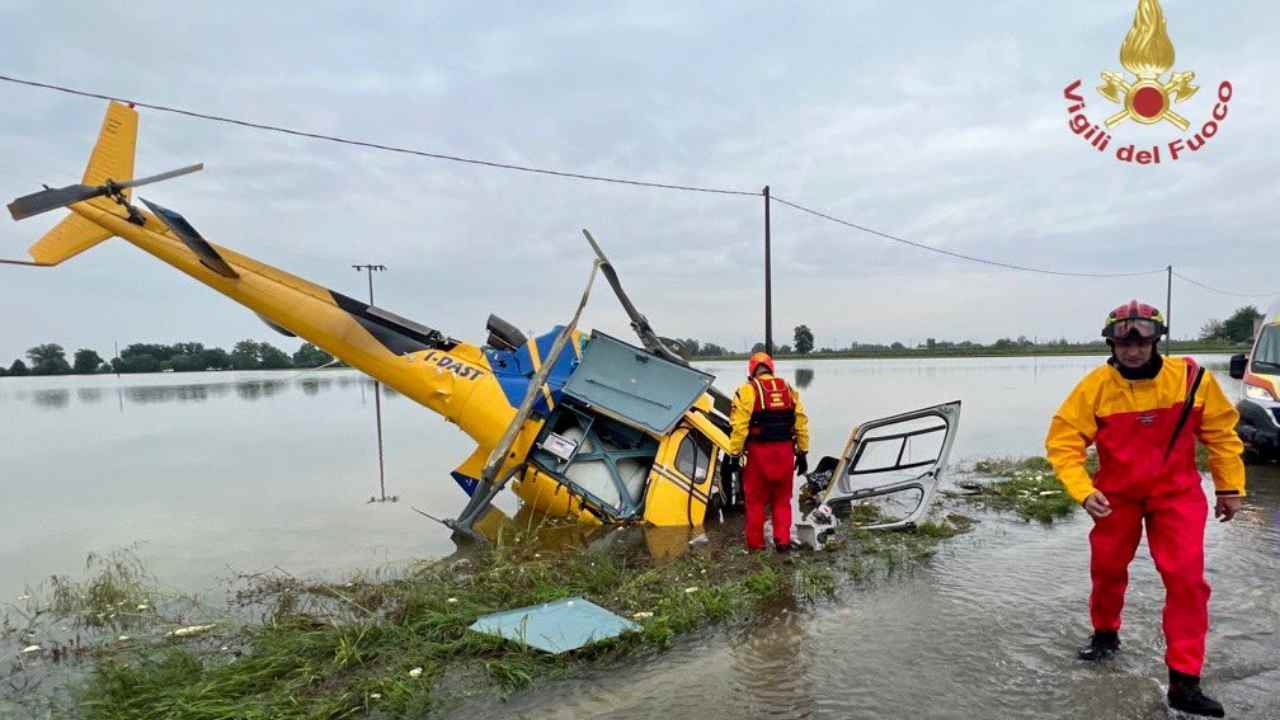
[676, 310, 1261, 361]
[1, 341, 334, 377]
[6, 306, 1265, 376]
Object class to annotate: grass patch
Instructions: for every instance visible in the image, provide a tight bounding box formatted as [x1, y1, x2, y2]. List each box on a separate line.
[48, 549, 157, 629]
[965, 445, 1215, 524]
[964, 457, 1079, 523]
[68, 511, 974, 719]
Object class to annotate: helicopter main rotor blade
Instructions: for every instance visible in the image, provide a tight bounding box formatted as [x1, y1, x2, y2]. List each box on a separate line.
[7, 163, 204, 222]
[581, 228, 686, 366]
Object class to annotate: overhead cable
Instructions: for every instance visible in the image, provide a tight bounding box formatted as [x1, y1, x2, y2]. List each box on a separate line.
[769, 194, 1167, 278]
[0, 73, 1210, 281]
[0, 74, 757, 197]
[1172, 271, 1275, 299]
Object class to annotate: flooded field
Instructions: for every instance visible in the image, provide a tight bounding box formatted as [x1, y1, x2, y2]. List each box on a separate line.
[2, 355, 1276, 718]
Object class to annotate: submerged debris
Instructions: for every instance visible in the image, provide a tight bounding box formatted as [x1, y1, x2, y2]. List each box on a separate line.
[166, 624, 217, 638]
[468, 597, 639, 654]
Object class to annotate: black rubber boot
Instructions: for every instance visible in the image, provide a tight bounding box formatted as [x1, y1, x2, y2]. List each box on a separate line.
[774, 542, 793, 553]
[1167, 669, 1224, 718]
[1076, 630, 1120, 661]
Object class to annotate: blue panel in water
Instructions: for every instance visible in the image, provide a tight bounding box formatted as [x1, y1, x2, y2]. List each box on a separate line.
[467, 596, 639, 654]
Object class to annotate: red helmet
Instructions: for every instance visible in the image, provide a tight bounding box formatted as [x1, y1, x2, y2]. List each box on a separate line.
[1102, 299, 1167, 340]
[748, 352, 775, 377]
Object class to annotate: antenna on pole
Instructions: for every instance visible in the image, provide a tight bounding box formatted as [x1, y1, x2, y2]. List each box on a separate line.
[353, 263, 391, 503]
[763, 186, 773, 355]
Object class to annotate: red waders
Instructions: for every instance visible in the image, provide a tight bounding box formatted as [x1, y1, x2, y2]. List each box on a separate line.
[744, 376, 797, 550]
[1089, 360, 1210, 675]
[1089, 490, 1210, 674]
[744, 440, 795, 550]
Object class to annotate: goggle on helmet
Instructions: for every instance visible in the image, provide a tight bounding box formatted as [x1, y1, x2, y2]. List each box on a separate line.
[1102, 300, 1167, 341]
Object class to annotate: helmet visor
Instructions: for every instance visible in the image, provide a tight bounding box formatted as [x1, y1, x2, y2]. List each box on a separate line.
[1106, 318, 1161, 340]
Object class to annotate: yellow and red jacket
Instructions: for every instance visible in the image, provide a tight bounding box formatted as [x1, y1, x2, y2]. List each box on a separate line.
[1045, 356, 1245, 504]
[729, 373, 810, 455]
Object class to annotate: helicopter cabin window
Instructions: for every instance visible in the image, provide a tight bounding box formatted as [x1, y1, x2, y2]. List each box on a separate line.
[530, 405, 658, 517]
[675, 432, 712, 485]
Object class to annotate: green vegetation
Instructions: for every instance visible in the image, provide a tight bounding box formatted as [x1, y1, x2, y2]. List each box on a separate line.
[22, 512, 975, 719]
[677, 306, 1264, 360]
[964, 457, 1082, 523]
[73, 348, 107, 374]
[1200, 305, 1265, 344]
[48, 550, 158, 629]
[3, 340, 335, 377]
[793, 324, 814, 355]
[692, 338, 1247, 362]
[293, 342, 335, 368]
[26, 343, 72, 375]
[963, 448, 1214, 523]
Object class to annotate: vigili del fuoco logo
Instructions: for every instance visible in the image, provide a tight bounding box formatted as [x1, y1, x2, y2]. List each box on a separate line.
[1063, 0, 1233, 164]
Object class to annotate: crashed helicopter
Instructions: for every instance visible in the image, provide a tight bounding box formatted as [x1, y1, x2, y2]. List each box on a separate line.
[5, 101, 961, 545]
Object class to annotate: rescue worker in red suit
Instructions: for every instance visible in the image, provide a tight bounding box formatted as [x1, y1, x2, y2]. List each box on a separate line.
[1046, 300, 1245, 718]
[729, 352, 810, 552]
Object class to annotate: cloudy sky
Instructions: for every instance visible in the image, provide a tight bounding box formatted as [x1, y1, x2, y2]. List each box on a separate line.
[0, 1, 1275, 364]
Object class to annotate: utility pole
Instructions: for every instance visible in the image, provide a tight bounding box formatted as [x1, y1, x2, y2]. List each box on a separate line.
[353, 263, 389, 502]
[763, 185, 773, 355]
[1166, 265, 1173, 349]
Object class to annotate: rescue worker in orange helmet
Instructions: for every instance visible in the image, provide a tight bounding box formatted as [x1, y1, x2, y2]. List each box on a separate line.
[1045, 300, 1245, 718]
[728, 352, 810, 552]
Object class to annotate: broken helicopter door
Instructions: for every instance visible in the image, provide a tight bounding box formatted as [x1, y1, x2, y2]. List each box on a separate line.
[795, 401, 961, 549]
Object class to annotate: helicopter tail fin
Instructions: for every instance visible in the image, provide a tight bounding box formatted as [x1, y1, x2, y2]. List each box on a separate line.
[26, 102, 138, 265]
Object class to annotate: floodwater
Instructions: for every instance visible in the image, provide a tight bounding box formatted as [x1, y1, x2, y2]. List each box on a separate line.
[2, 355, 1277, 718]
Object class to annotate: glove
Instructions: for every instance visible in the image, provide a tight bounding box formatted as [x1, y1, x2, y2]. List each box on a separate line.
[795, 451, 808, 476]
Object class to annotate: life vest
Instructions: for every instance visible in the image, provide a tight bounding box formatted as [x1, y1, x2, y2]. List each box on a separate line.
[748, 376, 797, 443]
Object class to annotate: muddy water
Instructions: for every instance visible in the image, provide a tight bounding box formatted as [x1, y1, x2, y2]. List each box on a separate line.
[2, 356, 1277, 718]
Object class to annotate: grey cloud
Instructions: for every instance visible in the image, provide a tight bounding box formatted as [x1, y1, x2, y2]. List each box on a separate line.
[1, 0, 1276, 364]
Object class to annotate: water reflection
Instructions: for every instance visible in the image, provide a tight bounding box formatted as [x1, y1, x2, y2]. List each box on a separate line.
[729, 612, 814, 720]
[76, 388, 103, 404]
[1, 373, 382, 410]
[794, 368, 815, 389]
[470, 506, 700, 563]
[235, 380, 287, 401]
[127, 384, 230, 404]
[31, 389, 70, 409]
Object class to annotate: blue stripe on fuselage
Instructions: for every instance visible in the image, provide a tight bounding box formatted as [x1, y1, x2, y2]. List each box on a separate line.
[483, 326, 584, 416]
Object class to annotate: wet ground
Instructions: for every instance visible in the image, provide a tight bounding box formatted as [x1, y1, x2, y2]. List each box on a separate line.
[1, 356, 1276, 717]
[446, 467, 1279, 719]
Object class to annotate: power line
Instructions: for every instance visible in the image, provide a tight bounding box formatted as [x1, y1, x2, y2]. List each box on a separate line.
[769, 194, 1167, 278]
[1172, 271, 1275, 299]
[0, 73, 1197, 281]
[0, 73, 757, 198]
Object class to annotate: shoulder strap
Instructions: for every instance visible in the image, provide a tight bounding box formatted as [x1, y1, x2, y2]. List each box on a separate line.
[1164, 361, 1206, 460]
